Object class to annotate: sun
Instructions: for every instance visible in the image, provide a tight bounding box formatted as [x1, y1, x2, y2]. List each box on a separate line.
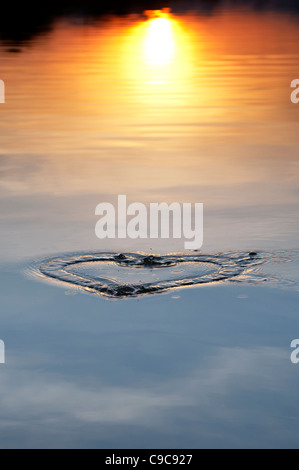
[143, 13, 175, 66]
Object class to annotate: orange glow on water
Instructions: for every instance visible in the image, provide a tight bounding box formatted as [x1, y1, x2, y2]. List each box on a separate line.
[121, 10, 197, 99]
[1, 11, 299, 198]
[144, 16, 175, 66]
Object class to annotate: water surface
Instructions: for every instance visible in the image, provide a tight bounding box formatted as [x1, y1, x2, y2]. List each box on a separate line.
[1, 3, 299, 448]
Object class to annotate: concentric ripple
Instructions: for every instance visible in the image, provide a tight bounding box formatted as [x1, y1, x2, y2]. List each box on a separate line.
[30, 250, 285, 298]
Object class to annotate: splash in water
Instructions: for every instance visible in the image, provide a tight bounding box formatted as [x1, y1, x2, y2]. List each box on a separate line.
[29, 250, 298, 298]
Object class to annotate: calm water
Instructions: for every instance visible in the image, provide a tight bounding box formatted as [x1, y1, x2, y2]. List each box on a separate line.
[1, 3, 299, 448]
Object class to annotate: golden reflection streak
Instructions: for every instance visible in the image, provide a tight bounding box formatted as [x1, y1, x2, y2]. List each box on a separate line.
[122, 10, 198, 99]
[144, 16, 175, 66]
[1, 11, 299, 197]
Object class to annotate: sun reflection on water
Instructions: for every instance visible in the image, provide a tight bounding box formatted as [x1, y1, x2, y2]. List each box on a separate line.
[144, 16, 175, 66]
[122, 9, 196, 95]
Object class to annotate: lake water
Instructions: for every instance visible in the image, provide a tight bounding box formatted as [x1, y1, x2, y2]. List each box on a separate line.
[1, 2, 299, 448]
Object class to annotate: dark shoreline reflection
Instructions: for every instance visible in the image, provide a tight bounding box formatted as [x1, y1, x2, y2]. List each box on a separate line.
[1, 0, 299, 49]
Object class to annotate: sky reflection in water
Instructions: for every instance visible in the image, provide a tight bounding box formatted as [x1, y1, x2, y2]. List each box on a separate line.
[0, 4, 299, 448]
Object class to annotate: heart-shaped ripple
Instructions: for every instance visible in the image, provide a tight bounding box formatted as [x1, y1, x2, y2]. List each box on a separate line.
[33, 251, 265, 298]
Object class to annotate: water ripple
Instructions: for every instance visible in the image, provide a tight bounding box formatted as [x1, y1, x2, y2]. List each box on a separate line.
[28, 250, 298, 298]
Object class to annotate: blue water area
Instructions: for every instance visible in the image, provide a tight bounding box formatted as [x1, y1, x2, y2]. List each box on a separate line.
[1, 1, 299, 449]
[1, 259, 299, 448]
